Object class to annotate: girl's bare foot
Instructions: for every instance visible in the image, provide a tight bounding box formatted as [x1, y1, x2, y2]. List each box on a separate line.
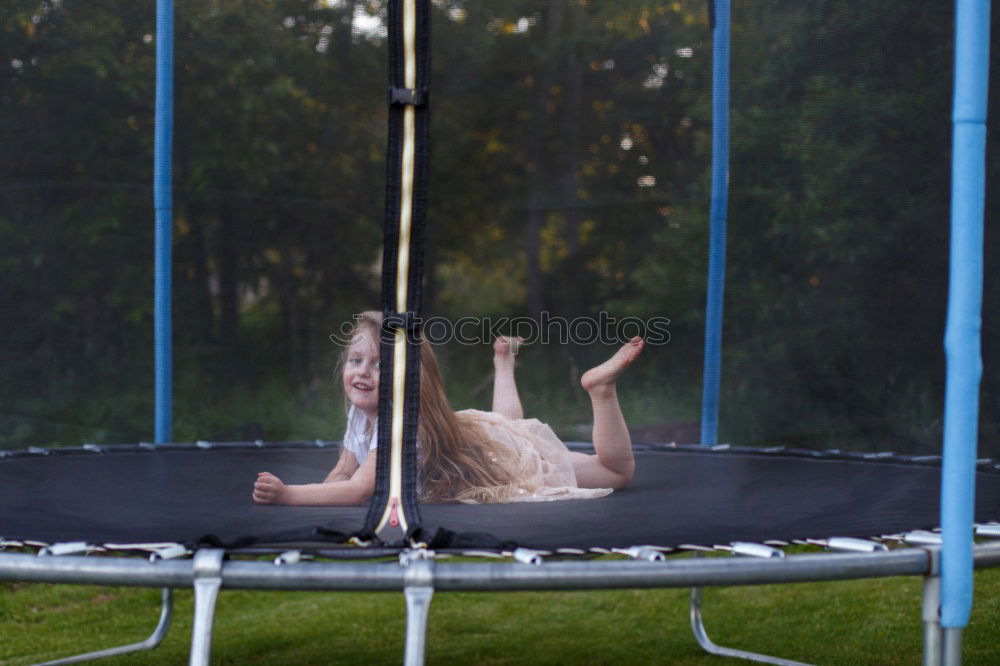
[493, 336, 523, 365]
[581, 337, 645, 394]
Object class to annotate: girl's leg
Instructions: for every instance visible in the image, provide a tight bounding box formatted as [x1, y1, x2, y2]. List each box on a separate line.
[572, 337, 645, 489]
[492, 336, 524, 420]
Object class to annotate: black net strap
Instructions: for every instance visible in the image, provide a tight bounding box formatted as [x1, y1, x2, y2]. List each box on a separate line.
[362, 0, 431, 545]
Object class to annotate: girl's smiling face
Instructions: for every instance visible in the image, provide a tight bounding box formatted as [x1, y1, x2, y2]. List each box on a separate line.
[343, 332, 380, 419]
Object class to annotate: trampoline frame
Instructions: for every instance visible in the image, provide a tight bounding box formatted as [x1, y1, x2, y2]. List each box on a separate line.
[1, 540, 999, 665]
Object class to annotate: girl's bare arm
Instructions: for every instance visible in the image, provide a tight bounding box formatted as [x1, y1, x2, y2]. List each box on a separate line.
[324, 449, 360, 482]
[254, 453, 377, 506]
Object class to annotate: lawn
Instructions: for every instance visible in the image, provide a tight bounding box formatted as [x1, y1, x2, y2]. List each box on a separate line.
[2, 560, 998, 664]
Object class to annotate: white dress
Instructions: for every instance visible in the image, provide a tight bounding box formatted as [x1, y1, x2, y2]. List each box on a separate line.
[456, 409, 613, 503]
[340, 406, 612, 502]
[342, 405, 377, 465]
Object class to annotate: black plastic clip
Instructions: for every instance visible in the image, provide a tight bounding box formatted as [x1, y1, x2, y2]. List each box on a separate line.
[388, 86, 429, 107]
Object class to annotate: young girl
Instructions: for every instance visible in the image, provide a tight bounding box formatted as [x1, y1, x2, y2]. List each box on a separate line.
[252, 311, 644, 505]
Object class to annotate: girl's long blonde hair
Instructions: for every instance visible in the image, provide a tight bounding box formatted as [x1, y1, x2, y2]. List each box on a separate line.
[342, 311, 518, 503]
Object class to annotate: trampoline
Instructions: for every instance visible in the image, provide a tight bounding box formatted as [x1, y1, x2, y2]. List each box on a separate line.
[1, 0, 998, 665]
[2, 440, 999, 666]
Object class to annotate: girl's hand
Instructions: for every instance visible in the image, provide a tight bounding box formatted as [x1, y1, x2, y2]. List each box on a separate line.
[253, 472, 288, 504]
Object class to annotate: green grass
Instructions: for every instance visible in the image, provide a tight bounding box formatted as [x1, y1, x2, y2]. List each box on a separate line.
[2, 566, 999, 665]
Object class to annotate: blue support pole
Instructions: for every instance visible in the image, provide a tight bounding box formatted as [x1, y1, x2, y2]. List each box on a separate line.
[700, 0, 730, 446]
[154, 0, 174, 444]
[940, 0, 990, 640]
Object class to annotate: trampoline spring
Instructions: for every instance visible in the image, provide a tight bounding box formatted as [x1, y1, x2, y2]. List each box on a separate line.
[624, 546, 667, 562]
[149, 544, 189, 561]
[975, 523, 1000, 539]
[825, 537, 889, 553]
[103, 542, 182, 551]
[275, 550, 310, 566]
[40, 541, 92, 557]
[512, 548, 545, 566]
[399, 548, 436, 566]
[878, 534, 907, 543]
[731, 542, 785, 559]
[904, 531, 943, 546]
[555, 548, 588, 556]
[460, 550, 505, 559]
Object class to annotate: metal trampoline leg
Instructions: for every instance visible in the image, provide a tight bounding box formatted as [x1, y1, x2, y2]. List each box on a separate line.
[403, 558, 435, 666]
[36, 587, 174, 666]
[690, 587, 812, 666]
[942, 628, 963, 666]
[922, 575, 942, 666]
[189, 549, 224, 666]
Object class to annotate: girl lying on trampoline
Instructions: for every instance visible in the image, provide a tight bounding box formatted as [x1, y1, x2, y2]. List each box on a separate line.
[252, 311, 643, 505]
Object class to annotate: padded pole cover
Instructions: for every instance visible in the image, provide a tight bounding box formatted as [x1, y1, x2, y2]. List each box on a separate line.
[941, 0, 990, 630]
[154, 0, 174, 444]
[700, 0, 729, 446]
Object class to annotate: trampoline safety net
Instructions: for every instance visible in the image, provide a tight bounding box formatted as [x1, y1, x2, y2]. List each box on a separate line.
[1, 0, 999, 551]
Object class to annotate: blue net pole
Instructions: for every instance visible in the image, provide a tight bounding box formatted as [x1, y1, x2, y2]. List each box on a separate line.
[699, 0, 730, 447]
[941, 0, 990, 632]
[154, 0, 174, 444]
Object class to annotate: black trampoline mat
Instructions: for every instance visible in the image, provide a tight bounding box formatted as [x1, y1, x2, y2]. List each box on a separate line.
[1, 445, 998, 550]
